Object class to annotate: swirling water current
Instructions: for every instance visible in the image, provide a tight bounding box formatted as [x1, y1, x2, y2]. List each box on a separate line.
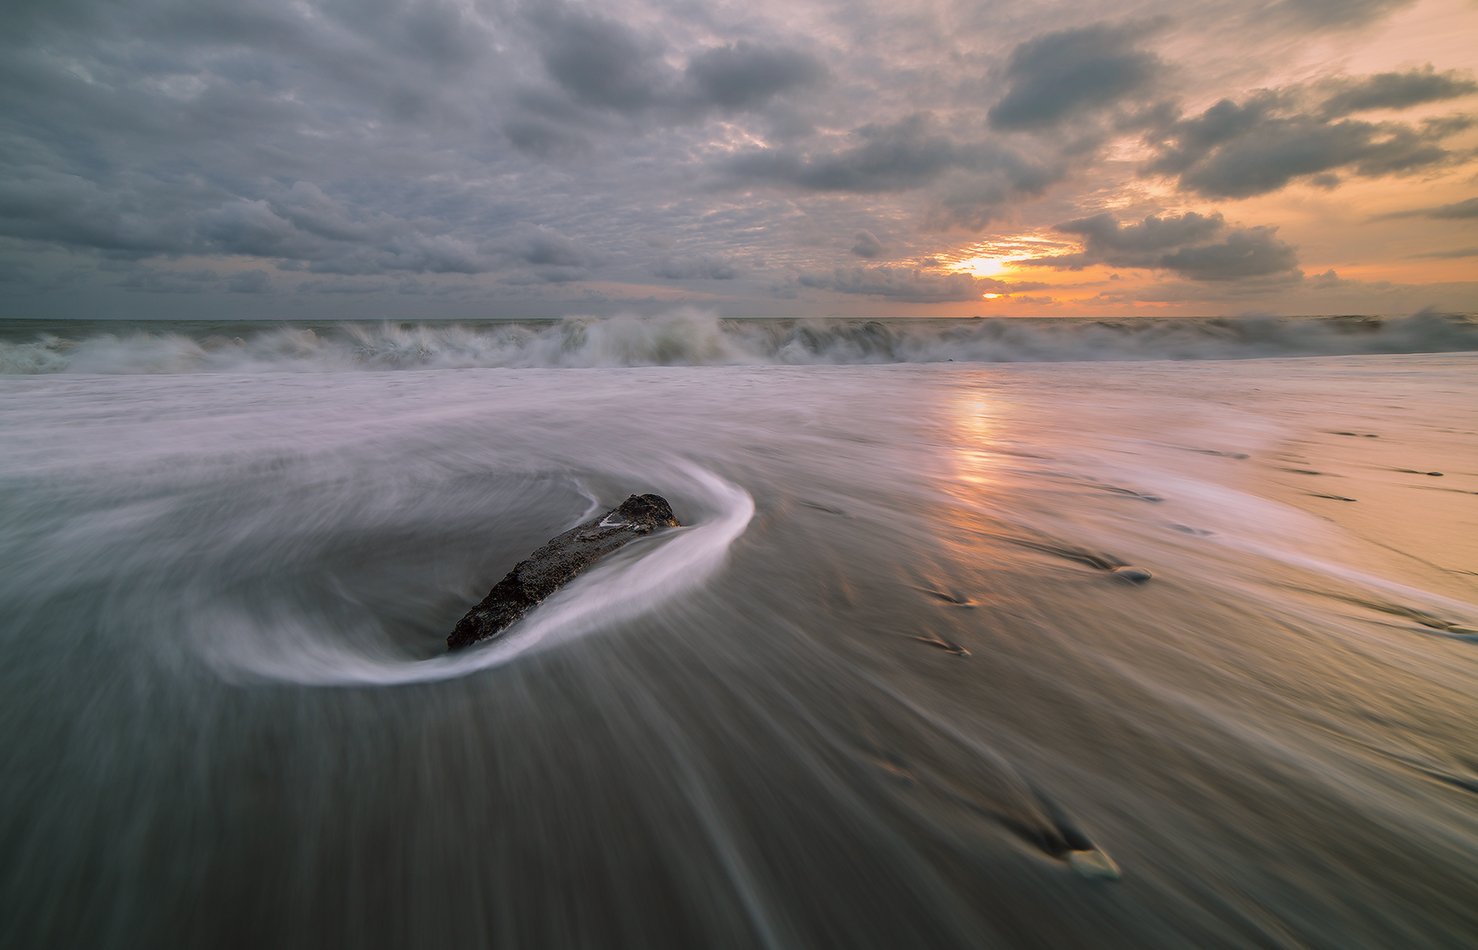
[1, 320, 1475, 948]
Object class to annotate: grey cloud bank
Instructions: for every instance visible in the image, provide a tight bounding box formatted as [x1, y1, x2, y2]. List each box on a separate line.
[0, 0, 1474, 317]
[987, 22, 1163, 131]
[1147, 72, 1475, 199]
[1042, 212, 1301, 281]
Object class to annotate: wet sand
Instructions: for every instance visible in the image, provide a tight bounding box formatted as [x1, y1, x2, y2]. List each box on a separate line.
[1, 353, 1474, 948]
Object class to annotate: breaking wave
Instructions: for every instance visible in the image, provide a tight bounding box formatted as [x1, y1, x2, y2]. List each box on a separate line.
[1, 309, 1474, 374]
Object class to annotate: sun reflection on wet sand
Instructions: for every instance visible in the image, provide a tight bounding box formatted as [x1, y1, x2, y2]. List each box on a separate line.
[947, 387, 1003, 492]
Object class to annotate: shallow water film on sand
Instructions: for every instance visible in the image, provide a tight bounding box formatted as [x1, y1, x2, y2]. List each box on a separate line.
[1, 320, 1475, 948]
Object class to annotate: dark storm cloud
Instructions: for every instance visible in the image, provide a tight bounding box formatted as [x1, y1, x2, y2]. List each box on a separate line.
[268, 182, 377, 245]
[1160, 229, 1299, 281]
[1319, 67, 1478, 117]
[502, 111, 592, 159]
[528, 6, 673, 115]
[1147, 88, 1467, 198]
[0, 167, 188, 258]
[727, 115, 961, 192]
[116, 0, 497, 127]
[850, 231, 884, 259]
[198, 188, 491, 275]
[925, 155, 1071, 229]
[504, 226, 589, 269]
[199, 200, 314, 260]
[0, 159, 496, 275]
[1059, 212, 1225, 257]
[987, 23, 1163, 131]
[685, 42, 827, 112]
[1036, 212, 1300, 281]
[725, 113, 1065, 219]
[0, 0, 516, 279]
[507, 5, 825, 147]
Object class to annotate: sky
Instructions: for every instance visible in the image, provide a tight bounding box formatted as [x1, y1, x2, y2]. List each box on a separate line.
[1, 0, 1476, 319]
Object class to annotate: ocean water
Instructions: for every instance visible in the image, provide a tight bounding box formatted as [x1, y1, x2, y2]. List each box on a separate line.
[1, 315, 1475, 948]
[1, 310, 1475, 373]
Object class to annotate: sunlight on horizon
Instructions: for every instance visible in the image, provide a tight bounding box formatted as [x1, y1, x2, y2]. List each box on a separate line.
[957, 256, 1010, 278]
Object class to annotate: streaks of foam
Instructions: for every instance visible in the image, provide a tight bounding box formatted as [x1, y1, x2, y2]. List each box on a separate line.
[202, 462, 754, 686]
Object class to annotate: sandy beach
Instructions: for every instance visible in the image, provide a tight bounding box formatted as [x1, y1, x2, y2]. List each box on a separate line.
[2, 330, 1474, 947]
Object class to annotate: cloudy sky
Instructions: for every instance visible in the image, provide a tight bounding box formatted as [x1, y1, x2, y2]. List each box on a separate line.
[2, 0, 1475, 319]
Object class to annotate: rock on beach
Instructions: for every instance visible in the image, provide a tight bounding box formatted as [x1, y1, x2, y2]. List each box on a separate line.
[447, 493, 681, 651]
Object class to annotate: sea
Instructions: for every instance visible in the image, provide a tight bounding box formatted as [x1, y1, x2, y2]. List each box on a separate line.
[2, 313, 1475, 948]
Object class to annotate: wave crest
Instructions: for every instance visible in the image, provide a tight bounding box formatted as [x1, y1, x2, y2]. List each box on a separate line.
[1, 309, 1473, 374]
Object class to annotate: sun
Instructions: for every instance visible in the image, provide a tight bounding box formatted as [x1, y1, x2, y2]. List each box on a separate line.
[956, 256, 1008, 278]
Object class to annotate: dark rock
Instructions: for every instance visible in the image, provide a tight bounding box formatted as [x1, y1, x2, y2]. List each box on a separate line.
[447, 494, 681, 651]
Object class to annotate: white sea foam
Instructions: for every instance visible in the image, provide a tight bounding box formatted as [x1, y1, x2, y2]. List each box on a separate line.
[1, 309, 1472, 374]
[202, 461, 755, 686]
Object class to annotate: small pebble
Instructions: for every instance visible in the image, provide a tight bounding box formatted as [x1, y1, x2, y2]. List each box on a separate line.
[1068, 849, 1122, 881]
[911, 635, 971, 656]
[1111, 566, 1152, 583]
